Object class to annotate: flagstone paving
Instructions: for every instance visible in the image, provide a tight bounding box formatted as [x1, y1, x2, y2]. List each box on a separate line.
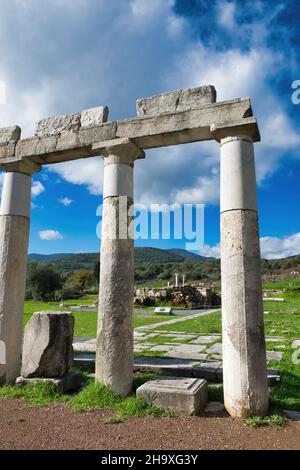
[73, 310, 294, 378]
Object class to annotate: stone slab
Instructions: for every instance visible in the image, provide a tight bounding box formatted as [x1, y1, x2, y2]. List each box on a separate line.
[16, 372, 81, 394]
[81, 106, 109, 127]
[4, 98, 253, 167]
[292, 339, 300, 349]
[190, 335, 220, 344]
[206, 342, 223, 354]
[0, 126, 21, 144]
[136, 376, 208, 415]
[35, 113, 81, 137]
[265, 336, 285, 342]
[283, 410, 300, 424]
[136, 86, 216, 117]
[266, 351, 283, 362]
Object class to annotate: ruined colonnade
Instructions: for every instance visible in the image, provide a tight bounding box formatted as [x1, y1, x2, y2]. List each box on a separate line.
[0, 86, 269, 417]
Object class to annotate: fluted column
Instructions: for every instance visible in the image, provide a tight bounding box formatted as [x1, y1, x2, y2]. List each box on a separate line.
[0, 160, 40, 385]
[95, 138, 144, 396]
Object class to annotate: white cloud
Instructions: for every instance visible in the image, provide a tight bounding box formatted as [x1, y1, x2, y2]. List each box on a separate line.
[49, 158, 103, 196]
[199, 243, 221, 258]
[199, 233, 300, 260]
[217, 1, 236, 31]
[58, 197, 74, 206]
[39, 230, 63, 241]
[31, 181, 45, 198]
[260, 233, 300, 259]
[0, 0, 297, 211]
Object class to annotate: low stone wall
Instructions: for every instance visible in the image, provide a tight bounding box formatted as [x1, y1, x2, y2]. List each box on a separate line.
[134, 285, 220, 308]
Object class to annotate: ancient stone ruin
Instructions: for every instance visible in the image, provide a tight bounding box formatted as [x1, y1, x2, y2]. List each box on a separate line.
[0, 84, 269, 418]
[134, 285, 220, 308]
[17, 311, 81, 393]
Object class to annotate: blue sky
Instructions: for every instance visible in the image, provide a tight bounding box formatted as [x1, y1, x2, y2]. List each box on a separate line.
[0, 0, 299, 258]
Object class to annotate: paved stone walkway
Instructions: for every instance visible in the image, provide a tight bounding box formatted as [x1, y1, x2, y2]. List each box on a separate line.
[73, 309, 293, 373]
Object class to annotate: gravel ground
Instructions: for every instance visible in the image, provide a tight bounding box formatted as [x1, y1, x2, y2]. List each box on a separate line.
[0, 400, 299, 450]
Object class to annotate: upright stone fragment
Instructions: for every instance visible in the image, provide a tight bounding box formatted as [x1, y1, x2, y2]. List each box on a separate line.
[81, 106, 109, 127]
[0, 160, 40, 385]
[0, 126, 21, 144]
[35, 113, 81, 137]
[21, 311, 74, 378]
[136, 85, 217, 117]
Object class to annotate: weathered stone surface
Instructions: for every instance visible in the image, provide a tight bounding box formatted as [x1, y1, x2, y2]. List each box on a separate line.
[0, 215, 30, 385]
[0, 97, 255, 167]
[206, 342, 222, 355]
[292, 339, 300, 349]
[81, 106, 109, 127]
[16, 372, 82, 393]
[136, 377, 208, 415]
[266, 350, 283, 362]
[0, 126, 21, 144]
[21, 311, 74, 378]
[136, 86, 217, 117]
[35, 113, 81, 137]
[219, 134, 268, 419]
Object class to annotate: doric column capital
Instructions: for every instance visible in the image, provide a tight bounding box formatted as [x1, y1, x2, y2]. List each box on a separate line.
[211, 117, 261, 144]
[93, 137, 145, 166]
[1, 158, 41, 176]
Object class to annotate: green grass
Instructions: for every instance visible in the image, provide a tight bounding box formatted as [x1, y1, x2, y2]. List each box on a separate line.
[0, 373, 170, 422]
[246, 414, 287, 428]
[23, 301, 175, 337]
[152, 311, 222, 334]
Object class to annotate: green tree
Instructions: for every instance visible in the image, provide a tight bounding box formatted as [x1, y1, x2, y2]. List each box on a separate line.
[67, 269, 95, 293]
[27, 264, 62, 301]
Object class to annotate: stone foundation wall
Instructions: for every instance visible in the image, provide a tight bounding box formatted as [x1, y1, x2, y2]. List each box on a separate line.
[134, 285, 220, 308]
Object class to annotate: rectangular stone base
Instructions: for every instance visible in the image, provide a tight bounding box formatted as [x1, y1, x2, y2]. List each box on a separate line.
[16, 372, 82, 394]
[136, 376, 207, 415]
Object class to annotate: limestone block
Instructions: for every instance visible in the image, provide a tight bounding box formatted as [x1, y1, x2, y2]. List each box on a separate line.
[35, 113, 81, 137]
[136, 86, 217, 116]
[81, 106, 109, 127]
[16, 371, 82, 393]
[0, 126, 21, 144]
[136, 377, 208, 415]
[21, 311, 74, 378]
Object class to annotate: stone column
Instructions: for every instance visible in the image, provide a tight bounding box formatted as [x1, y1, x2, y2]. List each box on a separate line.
[212, 120, 268, 418]
[96, 138, 144, 396]
[0, 160, 40, 385]
[175, 274, 179, 288]
[182, 275, 186, 287]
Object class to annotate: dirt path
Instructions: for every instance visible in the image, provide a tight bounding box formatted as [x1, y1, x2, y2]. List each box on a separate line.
[0, 400, 299, 450]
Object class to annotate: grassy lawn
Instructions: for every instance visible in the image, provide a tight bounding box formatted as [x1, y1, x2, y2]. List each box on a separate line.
[23, 301, 175, 337]
[16, 283, 300, 415]
[152, 310, 222, 334]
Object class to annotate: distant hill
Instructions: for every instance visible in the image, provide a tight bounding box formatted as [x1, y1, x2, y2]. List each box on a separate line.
[29, 253, 74, 262]
[166, 248, 211, 262]
[27, 248, 210, 273]
[134, 247, 184, 264]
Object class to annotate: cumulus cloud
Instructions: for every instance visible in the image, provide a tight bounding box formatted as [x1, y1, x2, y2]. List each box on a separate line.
[217, 1, 236, 31]
[39, 230, 63, 241]
[199, 233, 300, 260]
[58, 197, 74, 207]
[199, 243, 221, 258]
[260, 233, 300, 259]
[0, 0, 297, 209]
[31, 181, 45, 198]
